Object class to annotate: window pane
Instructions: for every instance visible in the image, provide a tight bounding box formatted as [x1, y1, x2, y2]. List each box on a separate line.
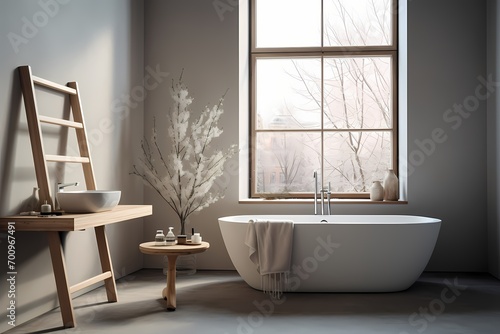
[255, 0, 321, 48]
[323, 131, 392, 192]
[324, 56, 392, 129]
[255, 132, 321, 194]
[324, 0, 392, 47]
[256, 57, 322, 130]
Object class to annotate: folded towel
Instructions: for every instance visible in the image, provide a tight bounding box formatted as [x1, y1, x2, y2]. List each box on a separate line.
[244, 219, 294, 298]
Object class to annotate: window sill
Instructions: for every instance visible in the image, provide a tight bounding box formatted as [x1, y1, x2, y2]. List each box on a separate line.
[238, 198, 408, 205]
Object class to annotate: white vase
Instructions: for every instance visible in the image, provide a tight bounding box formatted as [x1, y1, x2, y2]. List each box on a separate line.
[383, 169, 399, 201]
[24, 187, 40, 211]
[370, 181, 384, 201]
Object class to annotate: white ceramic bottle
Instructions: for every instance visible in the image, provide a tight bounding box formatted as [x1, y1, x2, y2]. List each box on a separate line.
[370, 181, 384, 201]
[25, 187, 40, 212]
[165, 227, 176, 245]
[383, 169, 399, 201]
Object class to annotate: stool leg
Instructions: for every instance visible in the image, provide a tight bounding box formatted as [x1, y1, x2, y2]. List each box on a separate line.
[164, 255, 177, 311]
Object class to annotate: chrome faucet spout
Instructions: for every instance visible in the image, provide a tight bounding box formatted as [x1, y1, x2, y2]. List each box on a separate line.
[320, 188, 324, 215]
[313, 171, 318, 215]
[55, 182, 79, 210]
[57, 182, 79, 192]
[326, 182, 331, 215]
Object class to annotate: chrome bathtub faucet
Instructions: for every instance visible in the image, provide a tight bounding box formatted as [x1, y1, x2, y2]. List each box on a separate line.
[314, 172, 332, 215]
[320, 184, 332, 215]
[326, 182, 331, 215]
[314, 171, 318, 215]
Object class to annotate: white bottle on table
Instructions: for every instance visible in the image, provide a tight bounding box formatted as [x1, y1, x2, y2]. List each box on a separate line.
[165, 227, 176, 245]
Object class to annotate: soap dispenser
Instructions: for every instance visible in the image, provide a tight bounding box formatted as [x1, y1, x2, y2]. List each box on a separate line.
[165, 227, 176, 246]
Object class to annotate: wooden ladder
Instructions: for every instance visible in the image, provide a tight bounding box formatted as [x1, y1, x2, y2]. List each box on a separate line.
[18, 65, 117, 328]
[18, 65, 97, 207]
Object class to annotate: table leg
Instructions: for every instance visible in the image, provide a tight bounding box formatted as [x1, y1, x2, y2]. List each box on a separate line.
[95, 226, 118, 302]
[47, 232, 76, 328]
[162, 255, 178, 311]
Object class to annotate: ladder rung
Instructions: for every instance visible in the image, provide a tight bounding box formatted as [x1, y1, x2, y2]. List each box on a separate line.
[39, 115, 83, 129]
[69, 271, 113, 294]
[45, 155, 90, 163]
[32, 75, 77, 95]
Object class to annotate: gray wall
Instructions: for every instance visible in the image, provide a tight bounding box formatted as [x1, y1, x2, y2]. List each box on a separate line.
[406, 0, 487, 272]
[0, 0, 145, 331]
[487, 0, 500, 279]
[143, 0, 489, 273]
[0, 0, 495, 330]
[143, 0, 243, 269]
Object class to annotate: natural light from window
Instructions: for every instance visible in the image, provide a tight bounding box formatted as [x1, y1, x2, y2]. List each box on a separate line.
[250, 0, 397, 199]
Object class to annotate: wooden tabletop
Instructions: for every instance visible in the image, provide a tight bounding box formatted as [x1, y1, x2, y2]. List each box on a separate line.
[0, 205, 153, 231]
[139, 241, 210, 256]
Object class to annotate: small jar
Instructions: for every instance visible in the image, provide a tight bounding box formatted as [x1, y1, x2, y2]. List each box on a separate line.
[177, 235, 187, 244]
[370, 181, 384, 201]
[41, 200, 52, 214]
[191, 233, 202, 244]
[155, 230, 166, 246]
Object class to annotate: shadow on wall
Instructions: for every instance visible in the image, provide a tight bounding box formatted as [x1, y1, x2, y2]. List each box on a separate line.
[0, 68, 76, 216]
[0, 70, 23, 216]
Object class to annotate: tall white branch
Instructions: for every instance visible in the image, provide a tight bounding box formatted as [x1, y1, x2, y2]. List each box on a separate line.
[132, 75, 237, 234]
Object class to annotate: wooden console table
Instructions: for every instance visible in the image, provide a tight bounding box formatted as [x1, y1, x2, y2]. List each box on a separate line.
[0, 205, 152, 328]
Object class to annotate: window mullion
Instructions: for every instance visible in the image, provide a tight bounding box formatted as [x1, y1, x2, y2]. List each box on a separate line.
[320, 0, 324, 189]
[321, 55, 325, 191]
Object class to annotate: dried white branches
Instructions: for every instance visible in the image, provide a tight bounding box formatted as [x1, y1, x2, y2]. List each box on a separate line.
[132, 74, 237, 234]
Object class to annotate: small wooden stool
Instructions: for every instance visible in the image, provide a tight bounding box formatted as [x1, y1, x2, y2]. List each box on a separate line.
[139, 241, 210, 311]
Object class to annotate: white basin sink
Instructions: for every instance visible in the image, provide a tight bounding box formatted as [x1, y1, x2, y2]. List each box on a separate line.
[56, 190, 121, 213]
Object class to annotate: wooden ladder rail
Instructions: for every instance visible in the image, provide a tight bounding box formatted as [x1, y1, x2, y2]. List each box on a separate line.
[18, 65, 117, 328]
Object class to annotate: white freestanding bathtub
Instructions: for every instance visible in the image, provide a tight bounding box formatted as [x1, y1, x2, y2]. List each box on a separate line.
[218, 215, 441, 292]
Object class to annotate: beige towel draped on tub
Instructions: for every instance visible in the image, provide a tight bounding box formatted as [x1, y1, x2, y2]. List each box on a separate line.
[244, 219, 294, 298]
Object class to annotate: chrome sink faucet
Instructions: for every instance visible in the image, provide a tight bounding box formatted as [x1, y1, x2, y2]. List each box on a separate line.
[55, 182, 79, 210]
[57, 182, 79, 192]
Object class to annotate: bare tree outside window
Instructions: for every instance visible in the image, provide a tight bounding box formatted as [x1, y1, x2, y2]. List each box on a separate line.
[251, 0, 397, 198]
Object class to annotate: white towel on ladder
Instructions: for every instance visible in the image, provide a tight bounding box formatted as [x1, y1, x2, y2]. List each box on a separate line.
[244, 219, 294, 298]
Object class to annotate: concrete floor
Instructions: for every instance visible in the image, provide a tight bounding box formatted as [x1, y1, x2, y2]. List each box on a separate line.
[6, 270, 500, 334]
